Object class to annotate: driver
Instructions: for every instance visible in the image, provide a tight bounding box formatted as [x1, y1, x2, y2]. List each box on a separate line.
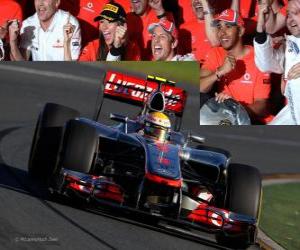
[142, 111, 171, 142]
[200, 9, 272, 124]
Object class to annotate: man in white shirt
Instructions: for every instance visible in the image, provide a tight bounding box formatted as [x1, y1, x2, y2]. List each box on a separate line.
[148, 19, 195, 61]
[254, 0, 300, 124]
[9, 0, 81, 61]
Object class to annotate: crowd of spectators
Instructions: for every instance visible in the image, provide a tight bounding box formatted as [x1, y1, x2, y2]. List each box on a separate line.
[1, 0, 300, 124]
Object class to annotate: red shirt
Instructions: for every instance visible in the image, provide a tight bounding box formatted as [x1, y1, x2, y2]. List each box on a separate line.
[238, 0, 259, 35]
[178, 19, 212, 64]
[240, 0, 257, 18]
[279, 0, 288, 17]
[60, 0, 109, 46]
[127, 8, 174, 60]
[78, 39, 141, 61]
[202, 46, 272, 123]
[178, 0, 194, 24]
[0, 0, 23, 26]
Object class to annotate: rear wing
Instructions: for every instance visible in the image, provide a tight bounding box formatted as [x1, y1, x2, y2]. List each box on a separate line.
[102, 71, 187, 115]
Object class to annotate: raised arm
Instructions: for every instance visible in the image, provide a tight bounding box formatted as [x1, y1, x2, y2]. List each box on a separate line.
[9, 20, 29, 61]
[265, 0, 286, 34]
[63, 14, 73, 61]
[254, 3, 284, 73]
[201, 0, 219, 47]
[230, 0, 240, 12]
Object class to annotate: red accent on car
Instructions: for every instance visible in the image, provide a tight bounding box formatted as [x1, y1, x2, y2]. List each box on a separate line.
[104, 71, 187, 115]
[96, 183, 123, 194]
[187, 204, 246, 232]
[160, 158, 171, 165]
[188, 204, 224, 228]
[145, 172, 182, 188]
[66, 175, 125, 203]
[68, 182, 92, 194]
[93, 190, 124, 203]
[155, 142, 170, 153]
[154, 142, 171, 166]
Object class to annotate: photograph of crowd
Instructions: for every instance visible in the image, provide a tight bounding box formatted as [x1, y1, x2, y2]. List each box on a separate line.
[1, 0, 300, 124]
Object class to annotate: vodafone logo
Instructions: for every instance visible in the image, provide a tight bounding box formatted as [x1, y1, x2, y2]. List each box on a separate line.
[241, 72, 252, 84]
[83, 2, 95, 12]
[244, 73, 250, 81]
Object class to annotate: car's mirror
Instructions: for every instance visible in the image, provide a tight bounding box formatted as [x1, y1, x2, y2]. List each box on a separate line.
[110, 113, 129, 133]
[110, 113, 128, 123]
[189, 134, 205, 144]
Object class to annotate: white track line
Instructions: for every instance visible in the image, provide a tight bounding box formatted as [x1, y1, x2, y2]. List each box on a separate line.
[0, 64, 99, 84]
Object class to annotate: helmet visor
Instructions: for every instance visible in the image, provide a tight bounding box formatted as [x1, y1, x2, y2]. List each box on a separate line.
[144, 122, 168, 142]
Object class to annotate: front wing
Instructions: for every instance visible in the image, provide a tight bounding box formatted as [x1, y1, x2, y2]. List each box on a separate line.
[52, 169, 257, 245]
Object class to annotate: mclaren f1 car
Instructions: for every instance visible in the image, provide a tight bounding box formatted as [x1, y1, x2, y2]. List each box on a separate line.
[28, 71, 262, 248]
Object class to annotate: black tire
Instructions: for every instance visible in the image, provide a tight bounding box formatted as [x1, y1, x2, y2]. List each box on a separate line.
[61, 120, 98, 174]
[226, 164, 262, 218]
[28, 103, 80, 180]
[216, 164, 262, 248]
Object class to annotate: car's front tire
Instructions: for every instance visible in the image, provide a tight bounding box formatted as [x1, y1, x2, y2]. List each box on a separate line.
[216, 164, 262, 248]
[28, 103, 79, 180]
[61, 120, 98, 174]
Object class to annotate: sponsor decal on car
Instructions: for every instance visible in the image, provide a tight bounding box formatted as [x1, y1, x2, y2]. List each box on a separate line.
[104, 71, 187, 114]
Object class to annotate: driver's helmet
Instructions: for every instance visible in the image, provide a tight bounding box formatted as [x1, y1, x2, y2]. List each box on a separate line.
[144, 112, 171, 142]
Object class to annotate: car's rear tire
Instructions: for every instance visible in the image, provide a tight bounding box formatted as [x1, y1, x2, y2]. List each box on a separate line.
[216, 164, 262, 248]
[28, 103, 80, 180]
[61, 120, 98, 174]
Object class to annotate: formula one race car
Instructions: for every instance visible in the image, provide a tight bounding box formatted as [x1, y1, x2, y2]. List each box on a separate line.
[28, 71, 261, 249]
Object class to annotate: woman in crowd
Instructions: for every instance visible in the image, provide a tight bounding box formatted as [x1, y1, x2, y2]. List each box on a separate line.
[78, 2, 141, 61]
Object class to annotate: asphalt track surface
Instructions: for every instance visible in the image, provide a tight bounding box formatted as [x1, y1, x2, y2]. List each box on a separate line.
[0, 62, 299, 249]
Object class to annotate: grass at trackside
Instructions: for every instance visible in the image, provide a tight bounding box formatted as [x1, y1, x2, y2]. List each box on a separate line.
[103, 61, 200, 86]
[260, 182, 300, 250]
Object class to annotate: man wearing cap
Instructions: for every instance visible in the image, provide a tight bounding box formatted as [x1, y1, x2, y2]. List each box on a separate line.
[254, 0, 300, 124]
[149, 19, 195, 61]
[9, 0, 81, 61]
[200, 9, 272, 124]
[79, 2, 141, 61]
[127, 0, 174, 60]
[178, 0, 220, 64]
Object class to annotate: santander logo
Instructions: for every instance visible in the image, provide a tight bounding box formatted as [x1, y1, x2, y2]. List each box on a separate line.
[105, 73, 181, 107]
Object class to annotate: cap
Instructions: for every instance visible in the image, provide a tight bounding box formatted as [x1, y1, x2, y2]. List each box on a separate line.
[148, 19, 178, 39]
[214, 9, 244, 27]
[94, 3, 126, 23]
